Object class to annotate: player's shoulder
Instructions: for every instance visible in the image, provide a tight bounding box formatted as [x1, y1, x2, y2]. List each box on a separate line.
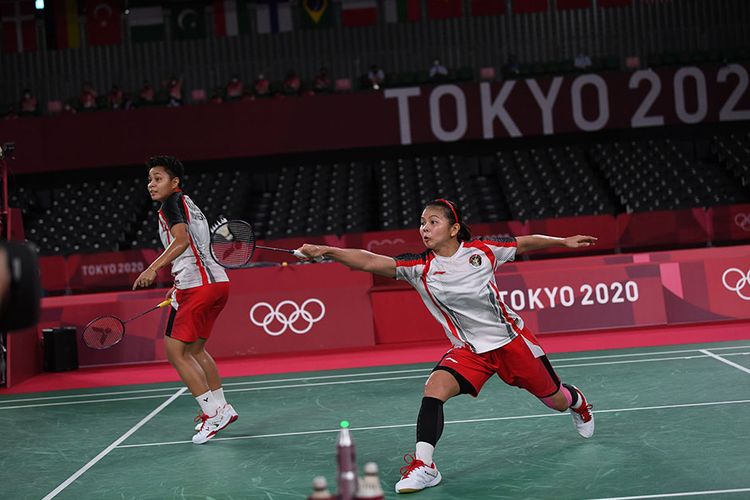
[394, 249, 431, 267]
[160, 190, 184, 210]
[470, 235, 517, 247]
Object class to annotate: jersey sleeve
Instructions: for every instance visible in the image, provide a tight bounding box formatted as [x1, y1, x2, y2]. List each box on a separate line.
[393, 252, 428, 287]
[481, 236, 517, 264]
[160, 192, 188, 228]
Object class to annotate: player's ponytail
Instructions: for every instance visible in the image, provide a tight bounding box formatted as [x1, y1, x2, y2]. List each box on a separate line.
[426, 198, 472, 242]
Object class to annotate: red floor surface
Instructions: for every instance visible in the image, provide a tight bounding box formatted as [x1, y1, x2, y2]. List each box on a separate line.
[2, 320, 749, 395]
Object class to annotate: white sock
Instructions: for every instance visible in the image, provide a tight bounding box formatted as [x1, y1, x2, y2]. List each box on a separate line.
[196, 390, 220, 416]
[415, 442, 435, 466]
[212, 387, 227, 406]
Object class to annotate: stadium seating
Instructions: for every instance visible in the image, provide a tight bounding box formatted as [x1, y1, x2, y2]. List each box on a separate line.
[10, 129, 750, 256]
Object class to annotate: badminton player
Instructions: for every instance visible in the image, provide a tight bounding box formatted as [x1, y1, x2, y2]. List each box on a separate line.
[133, 155, 237, 444]
[296, 199, 596, 493]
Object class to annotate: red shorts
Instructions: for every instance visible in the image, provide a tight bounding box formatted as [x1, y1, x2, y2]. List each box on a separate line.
[435, 328, 560, 399]
[166, 282, 230, 343]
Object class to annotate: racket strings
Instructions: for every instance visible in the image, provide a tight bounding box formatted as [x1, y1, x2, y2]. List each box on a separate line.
[211, 220, 256, 268]
[83, 316, 125, 349]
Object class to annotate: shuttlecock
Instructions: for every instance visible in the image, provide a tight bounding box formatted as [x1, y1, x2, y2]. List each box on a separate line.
[211, 216, 234, 241]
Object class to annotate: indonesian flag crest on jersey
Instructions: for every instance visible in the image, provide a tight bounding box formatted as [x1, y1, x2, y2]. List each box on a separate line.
[469, 254, 482, 267]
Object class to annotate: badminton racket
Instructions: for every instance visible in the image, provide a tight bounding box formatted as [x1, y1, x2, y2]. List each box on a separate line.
[209, 218, 324, 269]
[82, 298, 172, 350]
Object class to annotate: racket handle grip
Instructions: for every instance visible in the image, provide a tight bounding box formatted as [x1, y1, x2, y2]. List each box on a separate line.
[158, 298, 173, 308]
[292, 250, 325, 263]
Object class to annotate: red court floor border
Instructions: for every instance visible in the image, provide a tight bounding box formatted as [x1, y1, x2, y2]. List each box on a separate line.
[2, 320, 749, 395]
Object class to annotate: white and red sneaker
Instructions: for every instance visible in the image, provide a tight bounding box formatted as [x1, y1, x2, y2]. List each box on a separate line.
[195, 404, 238, 432]
[192, 408, 234, 444]
[569, 386, 595, 438]
[394, 454, 442, 494]
[223, 403, 239, 425]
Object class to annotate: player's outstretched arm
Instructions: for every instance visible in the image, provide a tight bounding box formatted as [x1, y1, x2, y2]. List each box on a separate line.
[295, 244, 396, 278]
[516, 234, 597, 255]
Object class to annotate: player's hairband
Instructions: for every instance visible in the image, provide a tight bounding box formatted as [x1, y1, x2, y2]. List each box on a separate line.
[436, 198, 460, 223]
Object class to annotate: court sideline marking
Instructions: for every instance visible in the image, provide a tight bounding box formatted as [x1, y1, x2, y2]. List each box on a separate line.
[41, 388, 187, 500]
[116, 398, 750, 448]
[2, 350, 749, 410]
[700, 349, 750, 375]
[587, 487, 750, 499]
[3, 344, 748, 406]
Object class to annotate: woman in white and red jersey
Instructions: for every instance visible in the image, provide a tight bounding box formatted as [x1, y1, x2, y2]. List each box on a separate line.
[133, 155, 238, 445]
[297, 198, 597, 494]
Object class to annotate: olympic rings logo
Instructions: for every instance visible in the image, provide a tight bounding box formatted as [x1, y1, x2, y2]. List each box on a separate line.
[734, 213, 750, 232]
[366, 238, 406, 252]
[249, 298, 326, 336]
[721, 268, 750, 301]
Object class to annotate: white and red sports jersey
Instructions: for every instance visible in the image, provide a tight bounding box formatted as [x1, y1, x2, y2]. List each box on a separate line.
[394, 237, 522, 354]
[158, 191, 228, 290]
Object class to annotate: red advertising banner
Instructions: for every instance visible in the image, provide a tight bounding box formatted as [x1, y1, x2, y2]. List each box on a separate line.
[709, 203, 750, 243]
[65, 249, 170, 291]
[616, 209, 710, 250]
[38, 263, 375, 366]
[4, 63, 749, 174]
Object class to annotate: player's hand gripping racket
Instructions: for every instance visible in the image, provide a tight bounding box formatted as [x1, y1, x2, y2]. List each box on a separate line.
[82, 298, 172, 349]
[209, 218, 324, 269]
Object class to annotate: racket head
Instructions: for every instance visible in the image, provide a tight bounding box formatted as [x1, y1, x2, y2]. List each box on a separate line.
[210, 219, 257, 269]
[82, 316, 125, 350]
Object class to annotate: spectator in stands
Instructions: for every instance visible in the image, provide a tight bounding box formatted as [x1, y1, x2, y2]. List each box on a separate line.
[166, 75, 183, 107]
[107, 84, 124, 110]
[80, 81, 98, 110]
[139, 80, 156, 105]
[501, 53, 520, 79]
[210, 87, 224, 104]
[2, 104, 18, 120]
[367, 64, 385, 90]
[313, 67, 332, 94]
[254, 73, 270, 97]
[135, 155, 238, 444]
[225, 74, 244, 100]
[282, 70, 301, 95]
[574, 52, 593, 70]
[19, 88, 38, 116]
[295, 198, 597, 494]
[429, 58, 449, 81]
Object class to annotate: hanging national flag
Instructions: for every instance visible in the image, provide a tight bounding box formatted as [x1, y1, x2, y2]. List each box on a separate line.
[597, 0, 631, 6]
[471, 0, 506, 16]
[384, 0, 420, 22]
[512, 0, 548, 13]
[1, 0, 38, 53]
[426, 0, 462, 19]
[256, 0, 292, 34]
[129, 5, 164, 42]
[556, 0, 591, 8]
[341, 0, 377, 27]
[86, 0, 122, 46]
[45, 0, 80, 50]
[213, 0, 250, 36]
[299, 0, 331, 28]
[171, 3, 206, 40]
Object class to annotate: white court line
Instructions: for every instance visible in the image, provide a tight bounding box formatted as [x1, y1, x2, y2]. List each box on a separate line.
[586, 487, 750, 499]
[700, 349, 750, 375]
[116, 398, 750, 449]
[3, 353, 750, 410]
[3, 345, 749, 405]
[41, 387, 186, 500]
